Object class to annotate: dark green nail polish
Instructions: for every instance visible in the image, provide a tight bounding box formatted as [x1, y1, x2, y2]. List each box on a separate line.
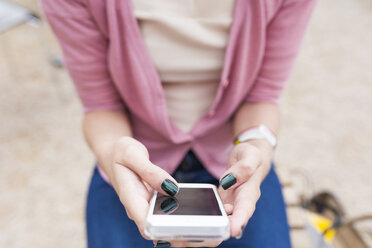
[188, 240, 204, 242]
[220, 173, 237, 190]
[161, 179, 178, 196]
[155, 240, 171, 247]
[235, 225, 246, 240]
[160, 197, 179, 213]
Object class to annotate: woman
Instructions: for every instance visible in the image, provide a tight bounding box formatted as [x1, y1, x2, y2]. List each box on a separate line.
[42, 0, 316, 247]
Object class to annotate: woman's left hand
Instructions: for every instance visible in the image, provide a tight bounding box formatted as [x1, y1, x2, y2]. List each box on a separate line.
[218, 140, 273, 238]
[152, 141, 272, 247]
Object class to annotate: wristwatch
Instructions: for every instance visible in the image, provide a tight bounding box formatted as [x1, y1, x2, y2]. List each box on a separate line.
[234, 125, 277, 148]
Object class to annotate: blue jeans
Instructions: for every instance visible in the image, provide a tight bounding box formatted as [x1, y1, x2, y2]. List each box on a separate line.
[86, 151, 291, 247]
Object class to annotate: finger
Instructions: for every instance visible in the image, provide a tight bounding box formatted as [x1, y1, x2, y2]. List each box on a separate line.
[153, 240, 171, 247]
[117, 158, 179, 197]
[229, 184, 261, 237]
[218, 185, 234, 206]
[224, 203, 234, 215]
[137, 160, 179, 196]
[220, 152, 261, 190]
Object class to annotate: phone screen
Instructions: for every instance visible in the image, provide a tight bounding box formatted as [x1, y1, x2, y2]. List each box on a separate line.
[153, 188, 222, 216]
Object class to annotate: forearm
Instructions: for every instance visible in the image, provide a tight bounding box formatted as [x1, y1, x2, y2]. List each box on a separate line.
[233, 102, 280, 137]
[232, 102, 280, 181]
[83, 110, 132, 183]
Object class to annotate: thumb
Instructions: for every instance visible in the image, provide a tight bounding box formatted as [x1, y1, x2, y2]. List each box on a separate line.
[137, 160, 179, 197]
[115, 137, 179, 196]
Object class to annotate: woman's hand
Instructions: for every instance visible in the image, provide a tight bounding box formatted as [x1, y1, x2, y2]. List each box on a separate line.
[218, 140, 273, 237]
[108, 136, 179, 239]
[110, 137, 222, 247]
[155, 140, 273, 247]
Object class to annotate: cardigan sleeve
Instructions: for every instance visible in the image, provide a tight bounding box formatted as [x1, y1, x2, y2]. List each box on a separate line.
[41, 0, 125, 113]
[245, 0, 317, 104]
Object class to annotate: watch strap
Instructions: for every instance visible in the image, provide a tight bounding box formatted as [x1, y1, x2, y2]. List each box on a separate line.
[234, 125, 277, 147]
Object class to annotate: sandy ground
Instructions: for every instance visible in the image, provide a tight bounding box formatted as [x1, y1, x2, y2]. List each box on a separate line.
[0, 0, 371, 247]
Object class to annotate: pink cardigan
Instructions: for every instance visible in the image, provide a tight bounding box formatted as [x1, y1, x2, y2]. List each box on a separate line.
[42, 0, 316, 179]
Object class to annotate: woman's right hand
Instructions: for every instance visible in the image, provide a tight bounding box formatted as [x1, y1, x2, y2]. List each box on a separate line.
[108, 136, 179, 239]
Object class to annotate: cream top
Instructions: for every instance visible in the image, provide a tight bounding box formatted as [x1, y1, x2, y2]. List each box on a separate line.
[132, 0, 235, 132]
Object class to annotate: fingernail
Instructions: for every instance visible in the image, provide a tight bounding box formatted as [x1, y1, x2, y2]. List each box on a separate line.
[220, 173, 237, 190]
[188, 240, 204, 242]
[155, 240, 171, 247]
[161, 179, 179, 196]
[235, 225, 246, 240]
[160, 197, 178, 213]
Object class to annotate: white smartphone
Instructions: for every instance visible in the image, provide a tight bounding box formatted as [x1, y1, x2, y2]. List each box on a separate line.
[144, 183, 230, 241]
